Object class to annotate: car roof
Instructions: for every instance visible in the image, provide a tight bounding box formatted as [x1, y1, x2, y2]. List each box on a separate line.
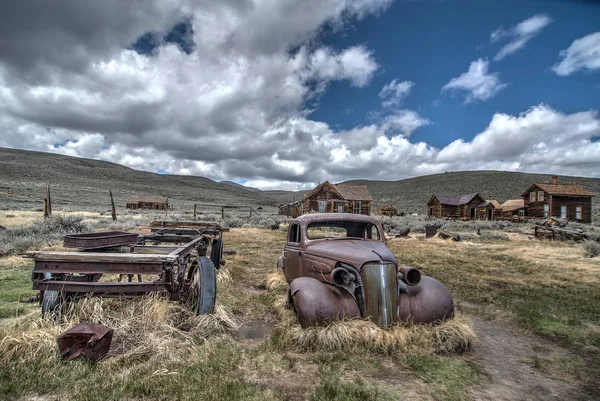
[292, 213, 382, 225]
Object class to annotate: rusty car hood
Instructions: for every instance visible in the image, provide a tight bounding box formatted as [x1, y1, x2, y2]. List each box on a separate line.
[304, 239, 397, 269]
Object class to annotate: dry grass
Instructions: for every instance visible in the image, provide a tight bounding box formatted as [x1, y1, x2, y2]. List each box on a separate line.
[265, 270, 288, 291]
[274, 306, 475, 356]
[264, 268, 477, 356]
[0, 295, 238, 366]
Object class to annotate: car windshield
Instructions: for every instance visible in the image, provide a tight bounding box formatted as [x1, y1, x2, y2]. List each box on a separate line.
[306, 221, 381, 240]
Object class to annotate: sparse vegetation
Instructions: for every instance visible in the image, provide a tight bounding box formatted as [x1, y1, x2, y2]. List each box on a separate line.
[1, 214, 599, 400]
[0, 215, 91, 256]
[583, 241, 600, 258]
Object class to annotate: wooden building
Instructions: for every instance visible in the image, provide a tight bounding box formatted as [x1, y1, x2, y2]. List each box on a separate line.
[478, 200, 501, 220]
[376, 204, 398, 217]
[522, 176, 594, 223]
[427, 193, 486, 220]
[278, 202, 300, 218]
[301, 181, 372, 215]
[126, 195, 169, 210]
[499, 199, 525, 220]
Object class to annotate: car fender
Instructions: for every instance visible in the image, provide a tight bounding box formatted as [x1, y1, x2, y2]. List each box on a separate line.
[398, 276, 454, 324]
[289, 277, 360, 328]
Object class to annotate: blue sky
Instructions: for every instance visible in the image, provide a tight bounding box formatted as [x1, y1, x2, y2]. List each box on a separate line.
[1, 0, 599, 190]
[312, 0, 600, 148]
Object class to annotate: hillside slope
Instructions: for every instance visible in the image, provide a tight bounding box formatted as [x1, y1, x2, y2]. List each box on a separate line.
[0, 148, 276, 211]
[343, 171, 599, 214]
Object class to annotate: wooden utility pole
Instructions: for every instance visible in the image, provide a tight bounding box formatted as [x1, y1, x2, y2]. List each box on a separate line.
[193, 204, 197, 218]
[109, 190, 117, 221]
[44, 183, 52, 217]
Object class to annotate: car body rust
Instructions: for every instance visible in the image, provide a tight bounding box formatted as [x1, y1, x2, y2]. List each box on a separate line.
[278, 213, 454, 328]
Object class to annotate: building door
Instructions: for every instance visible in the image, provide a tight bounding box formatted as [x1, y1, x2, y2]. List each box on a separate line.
[470, 207, 476, 219]
[560, 206, 567, 219]
[487, 208, 493, 220]
[318, 200, 325, 213]
[337, 205, 343, 213]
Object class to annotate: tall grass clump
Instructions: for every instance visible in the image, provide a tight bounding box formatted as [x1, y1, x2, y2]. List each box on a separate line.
[273, 312, 476, 356]
[583, 241, 600, 258]
[0, 215, 92, 256]
[0, 295, 239, 366]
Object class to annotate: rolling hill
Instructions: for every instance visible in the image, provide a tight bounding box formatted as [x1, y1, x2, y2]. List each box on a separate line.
[0, 148, 276, 212]
[0, 147, 598, 215]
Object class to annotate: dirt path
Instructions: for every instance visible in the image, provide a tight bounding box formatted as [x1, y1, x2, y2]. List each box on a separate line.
[469, 315, 598, 401]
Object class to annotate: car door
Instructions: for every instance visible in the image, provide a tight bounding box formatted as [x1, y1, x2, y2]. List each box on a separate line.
[283, 223, 302, 281]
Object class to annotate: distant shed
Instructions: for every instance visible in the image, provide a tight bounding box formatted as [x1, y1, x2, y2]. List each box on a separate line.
[499, 199, 525, 220]
[427, 193, 486, 220]
[126, 195, 169, 210]
[376, 204, 398, 217]
[478, 199, 500, 220]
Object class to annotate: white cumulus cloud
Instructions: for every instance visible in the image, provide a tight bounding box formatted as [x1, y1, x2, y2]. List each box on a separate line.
[379, 79, 414, 108]
[442, 59, 507, 103]
[491, 13, 552, 61]
[553, 31, 600, 76]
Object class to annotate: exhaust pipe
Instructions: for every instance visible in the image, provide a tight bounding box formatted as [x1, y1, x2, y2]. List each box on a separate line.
[399, 266, 421, 286]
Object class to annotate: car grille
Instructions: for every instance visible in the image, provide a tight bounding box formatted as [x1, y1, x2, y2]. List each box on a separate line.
[361, 263, 398, 327]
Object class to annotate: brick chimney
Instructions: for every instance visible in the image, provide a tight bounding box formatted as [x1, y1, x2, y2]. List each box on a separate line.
[552, 176, 558, 185]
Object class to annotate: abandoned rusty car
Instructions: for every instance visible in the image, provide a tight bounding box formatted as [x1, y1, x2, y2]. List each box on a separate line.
[277, 213, 454, 327]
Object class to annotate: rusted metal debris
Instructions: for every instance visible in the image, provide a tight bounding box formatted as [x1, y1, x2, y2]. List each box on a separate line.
[57, 323, 113, 362]
[438, 231, 461, 241]
[425, 223, 441, 238]
[278, 213, 455, 328]
[63, 231, 139, 250]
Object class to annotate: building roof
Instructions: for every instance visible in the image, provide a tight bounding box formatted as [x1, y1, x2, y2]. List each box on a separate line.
[479, 200, 500, 208]
[431, 193, 482, 206]
[126, 195, 168, 204]
[523, 183, 594, 197]
[500, 199, 524, 212]
[334, 184, 373, 201]
[487, 200, 501, 209]
[377, 203, 398, 210]
[303, 181, 372, 202]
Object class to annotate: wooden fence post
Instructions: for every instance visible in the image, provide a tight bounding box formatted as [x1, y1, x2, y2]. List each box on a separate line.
[193, 204, 197, 218]
[221, 206, 225, 219]
[44, 183, 52, 217]
[110, 190, 117, 222]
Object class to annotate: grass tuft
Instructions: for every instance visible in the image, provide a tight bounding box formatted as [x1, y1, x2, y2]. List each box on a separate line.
[265, 270, 288, 291]
[0, 295, 239, 366]
[273, 308, 476, 355]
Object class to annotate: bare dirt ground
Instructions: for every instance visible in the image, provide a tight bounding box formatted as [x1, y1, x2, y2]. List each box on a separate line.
[468, 313, 598, 401]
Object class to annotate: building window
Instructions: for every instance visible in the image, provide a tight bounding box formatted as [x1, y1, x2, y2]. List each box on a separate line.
[543, 204, 549, 218]
[560, 206, 567, 219]
[318, 200, 325, 213]
[519, 210, 525, 217]
[576, 206, 582, 220]
[530, 192, 536, 202]
[337, 205, 343, 213]
[353, 201, 360, 214]
[538, 191, 544, 202]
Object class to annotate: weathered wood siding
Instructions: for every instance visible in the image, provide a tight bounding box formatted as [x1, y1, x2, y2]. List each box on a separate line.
[427, 198, 442, 218]
[524, 184, 593, 223]
[550, 196, 592, 223]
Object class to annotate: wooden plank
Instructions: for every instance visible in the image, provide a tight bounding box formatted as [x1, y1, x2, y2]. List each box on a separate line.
[27, 251, 178, 263]
[130, 245, 180, 254]
[33, 281, 167, 293]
